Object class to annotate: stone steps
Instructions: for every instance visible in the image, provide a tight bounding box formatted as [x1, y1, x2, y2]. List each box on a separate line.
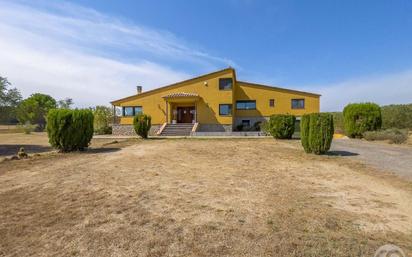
[160, 123, 194, 136]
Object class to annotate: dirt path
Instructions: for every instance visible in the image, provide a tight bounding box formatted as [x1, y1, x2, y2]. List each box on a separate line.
[331, 139, 412, 180]
[0, 139, 411, 256]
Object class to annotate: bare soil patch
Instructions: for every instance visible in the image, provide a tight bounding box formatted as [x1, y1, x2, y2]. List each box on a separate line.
[0, 132, 131, 159]
[0, 138, 411, 256]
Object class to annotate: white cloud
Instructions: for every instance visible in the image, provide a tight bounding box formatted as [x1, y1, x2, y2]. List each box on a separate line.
[0, 0, 234, 107]
[318, 70, 412, 111]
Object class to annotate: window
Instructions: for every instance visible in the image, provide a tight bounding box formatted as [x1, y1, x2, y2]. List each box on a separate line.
[291, 99, 305, 109]
[269, 99, 275, 107]
[242, 120, 250, 128]
[236, 100, 256, 110]
[219, 104, 232, 116]
[134, 106, 142, 114]
[123, 107, 134, 116]
[123, 106, 142, 116]
[219, 78, 233, 90]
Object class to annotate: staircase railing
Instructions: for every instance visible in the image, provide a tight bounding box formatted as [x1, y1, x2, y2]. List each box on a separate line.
[156, 122, 168, 135]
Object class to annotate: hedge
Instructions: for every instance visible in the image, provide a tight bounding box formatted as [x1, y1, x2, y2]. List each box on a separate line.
[268, 114, 296, 139]
[343, 103, 382, 138]
[300, 114, 310, 152]
[46, 109, 94, 152]
[133, 114, 151, 138]
[301, 113, 334, 154]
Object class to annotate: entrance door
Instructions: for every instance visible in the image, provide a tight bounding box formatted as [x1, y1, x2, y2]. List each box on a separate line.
[177, 107, 194, 123]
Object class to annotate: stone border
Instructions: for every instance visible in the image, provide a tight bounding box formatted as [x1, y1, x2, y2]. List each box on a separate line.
[192, 131, 268, 137]
[112, 124, 161, 136]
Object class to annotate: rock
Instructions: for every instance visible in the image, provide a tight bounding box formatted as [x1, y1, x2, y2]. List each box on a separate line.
[17, 147, 28, 159]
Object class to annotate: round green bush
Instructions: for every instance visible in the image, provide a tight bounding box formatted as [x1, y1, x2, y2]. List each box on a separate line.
[133, 114, 151, 139]
[268, 114, 296, 139]
[46, 109, 94, 152]
[343, 103, 382, 138]
[300, 113, 334, 154]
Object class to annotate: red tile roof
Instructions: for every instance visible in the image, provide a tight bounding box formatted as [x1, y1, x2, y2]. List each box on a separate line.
[162, 92, 199, 98]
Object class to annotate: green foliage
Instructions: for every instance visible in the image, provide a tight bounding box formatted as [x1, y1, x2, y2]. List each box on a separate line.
[0, 76, 22, 124]
[363, 128, 408, 144]
[133, 114, 151, 138]
[46, 109, 94, 152]
[381, 104, 412, 130]
[325, 112, 344, 133]
[300, 113, 334, 154]
[343, 103, 382, 138]
[17, 93, 57, 130]
[95, 126, 112, 135]
[300, 115, 310, 153]
[260, 120, 270, 134]
[93, 106, 113, 135]
[268, 114, 296, 139]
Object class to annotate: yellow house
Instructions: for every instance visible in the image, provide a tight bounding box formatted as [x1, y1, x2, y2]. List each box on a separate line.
[111, 67, 320, 135]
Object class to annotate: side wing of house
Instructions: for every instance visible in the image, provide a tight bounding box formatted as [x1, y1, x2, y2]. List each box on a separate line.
[233, 81, 320, 126]
[111, 68, 236, 130]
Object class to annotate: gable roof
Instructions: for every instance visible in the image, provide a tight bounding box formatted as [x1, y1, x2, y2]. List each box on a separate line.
[236, 81, 321, 97]
[111, 67, 234, 105]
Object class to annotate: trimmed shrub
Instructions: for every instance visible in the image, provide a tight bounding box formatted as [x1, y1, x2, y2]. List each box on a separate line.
[363, 129, 408, 144]
[268, 114, 296, 139]
[300, 113, 334, 154]
[343, 103, 382, 138]
[133, 114, 151, 138]
[300, 114, 310, 153]
[46, 109, 94, 152]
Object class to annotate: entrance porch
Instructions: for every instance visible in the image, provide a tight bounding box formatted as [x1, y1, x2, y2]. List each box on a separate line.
[163, 92, 199, 124]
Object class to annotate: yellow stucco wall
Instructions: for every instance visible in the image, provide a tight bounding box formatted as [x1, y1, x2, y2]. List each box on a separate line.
[115, 69, 234, 125]
[234, 81, 320, 117]
[112, 69, 320, 125]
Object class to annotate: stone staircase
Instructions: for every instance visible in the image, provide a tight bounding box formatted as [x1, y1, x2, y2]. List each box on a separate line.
[160, 123, 194, 136]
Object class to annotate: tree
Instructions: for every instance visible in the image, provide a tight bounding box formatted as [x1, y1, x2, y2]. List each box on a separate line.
[0, 76, 22, 124]
[57, 98, 74, 109]
[93, 105, 113, 134]
[381, 104, 412, 130]
[17, 93, 57, 130]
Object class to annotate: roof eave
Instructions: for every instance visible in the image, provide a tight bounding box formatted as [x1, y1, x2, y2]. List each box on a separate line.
[237, 81, 321, 97]
[111, 67, 234, 105]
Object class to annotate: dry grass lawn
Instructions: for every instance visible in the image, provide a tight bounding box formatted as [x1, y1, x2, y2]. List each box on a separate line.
[0, 137, 411, 256]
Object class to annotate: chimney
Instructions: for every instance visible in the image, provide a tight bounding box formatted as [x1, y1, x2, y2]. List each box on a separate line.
[136, 85, 142, 94]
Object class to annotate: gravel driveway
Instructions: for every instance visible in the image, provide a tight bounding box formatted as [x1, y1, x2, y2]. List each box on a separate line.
[330, 139, 412, 180]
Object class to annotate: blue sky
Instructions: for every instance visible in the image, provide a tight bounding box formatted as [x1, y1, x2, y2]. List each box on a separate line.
[1, 0, 411, 110]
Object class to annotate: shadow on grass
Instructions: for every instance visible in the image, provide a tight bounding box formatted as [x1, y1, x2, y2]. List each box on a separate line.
[0, 144, 53, 156]
[326, 150, 359, 157]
